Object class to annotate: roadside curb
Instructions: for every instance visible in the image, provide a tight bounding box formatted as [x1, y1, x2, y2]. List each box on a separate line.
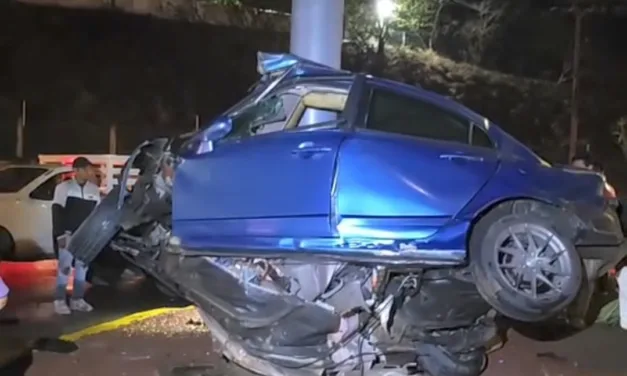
[60, 305, 195, 342]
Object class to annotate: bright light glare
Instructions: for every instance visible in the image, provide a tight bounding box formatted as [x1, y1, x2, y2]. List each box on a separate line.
[376, 0, 397, 22]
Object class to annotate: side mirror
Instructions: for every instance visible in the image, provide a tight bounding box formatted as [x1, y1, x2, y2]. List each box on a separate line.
[180, 116, 233, 156]
[203, 115, 233, 141]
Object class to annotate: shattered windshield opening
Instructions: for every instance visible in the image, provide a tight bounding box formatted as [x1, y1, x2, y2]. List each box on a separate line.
[206, 66, 295, 142]
[228, 95, 288, 139]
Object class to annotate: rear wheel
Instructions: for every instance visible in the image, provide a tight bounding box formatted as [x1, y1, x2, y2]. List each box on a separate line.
[470, 201, 582, 322]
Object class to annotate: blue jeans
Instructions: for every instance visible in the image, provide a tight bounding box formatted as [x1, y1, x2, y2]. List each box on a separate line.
[55, 248, 89, 301]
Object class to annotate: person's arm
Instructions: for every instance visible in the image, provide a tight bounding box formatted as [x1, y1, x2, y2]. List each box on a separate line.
[52, 182, 69, 250]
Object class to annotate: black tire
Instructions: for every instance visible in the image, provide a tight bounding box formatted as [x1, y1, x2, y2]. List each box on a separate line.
[418, 345, 485, 376]
[68, 187, 124, 264]
[0, 226, 15, 261]
[470, 201, 583, 322]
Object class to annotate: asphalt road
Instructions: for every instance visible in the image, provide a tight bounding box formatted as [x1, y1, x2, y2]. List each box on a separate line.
[0, 259, 185, 373]
[18, 310, 627, 376]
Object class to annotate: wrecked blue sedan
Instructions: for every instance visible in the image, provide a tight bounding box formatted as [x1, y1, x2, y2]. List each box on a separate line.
[69, 52, 626, 376]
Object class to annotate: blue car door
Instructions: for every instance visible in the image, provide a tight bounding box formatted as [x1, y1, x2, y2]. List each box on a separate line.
[335, 82, 499, 236]
[174, 126, 346, 241]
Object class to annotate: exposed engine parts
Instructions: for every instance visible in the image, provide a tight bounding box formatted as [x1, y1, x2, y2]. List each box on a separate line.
[110, 218, 493, 376]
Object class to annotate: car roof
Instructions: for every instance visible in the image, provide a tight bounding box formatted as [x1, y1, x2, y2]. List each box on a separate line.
[250, 52, 541, 165]
[257, 51, 491, 127]
[1, 164, 71, 171]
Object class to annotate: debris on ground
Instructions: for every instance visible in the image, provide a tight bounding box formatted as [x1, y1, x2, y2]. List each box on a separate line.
[26, 309, 216, 376]
[122, 307, 209, 338]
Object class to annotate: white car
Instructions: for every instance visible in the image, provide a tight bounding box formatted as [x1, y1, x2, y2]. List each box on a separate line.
[0, 155, 136, 261]
[0, 164, 74, 260]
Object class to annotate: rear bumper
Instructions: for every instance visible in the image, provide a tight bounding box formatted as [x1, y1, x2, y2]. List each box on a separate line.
[577, 243, 627, 276]
[573, 204, 623, 246]
[574, 205, 627, 276]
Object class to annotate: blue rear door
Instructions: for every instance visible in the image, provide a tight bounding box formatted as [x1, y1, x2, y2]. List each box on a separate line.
[336, 133, 498, 217]
[334, 82, 499, 248]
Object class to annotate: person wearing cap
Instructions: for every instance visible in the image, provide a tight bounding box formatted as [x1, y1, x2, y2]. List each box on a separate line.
[51, 157, 100, 315]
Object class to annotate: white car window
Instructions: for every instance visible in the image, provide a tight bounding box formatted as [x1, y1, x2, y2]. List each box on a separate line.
[0, 167, 48, 193]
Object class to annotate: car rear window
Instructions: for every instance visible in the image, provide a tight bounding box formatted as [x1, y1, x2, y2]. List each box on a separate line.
[0, 167, 48, 193]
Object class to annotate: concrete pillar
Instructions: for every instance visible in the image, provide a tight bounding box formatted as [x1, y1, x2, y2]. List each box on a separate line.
[290, 0, 345, 124]
[290, 0, 345, 68]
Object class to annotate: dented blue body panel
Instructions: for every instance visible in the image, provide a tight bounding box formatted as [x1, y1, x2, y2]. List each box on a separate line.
[171, 52, 614, 265]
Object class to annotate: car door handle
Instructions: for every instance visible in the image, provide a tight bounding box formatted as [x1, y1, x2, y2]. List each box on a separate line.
[439, 154, 484, 162]
[291, 142, 332, 157]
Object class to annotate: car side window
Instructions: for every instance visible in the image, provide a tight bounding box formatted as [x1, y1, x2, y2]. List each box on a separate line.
[0, 167, 48, 193]
[29, 172, 72, 201]
[471, 124, 494, 149]
[367, 88, 476, 146]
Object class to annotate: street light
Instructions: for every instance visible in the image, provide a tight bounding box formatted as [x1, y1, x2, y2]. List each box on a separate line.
[376, 0, 397, 24]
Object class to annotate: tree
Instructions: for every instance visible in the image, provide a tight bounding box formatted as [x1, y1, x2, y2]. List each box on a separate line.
[344, 0, 381, 53]
[160, 0, 204, 21]
[548, 0, 627, 161]
[452, 0, 506, 64]
[428, 0, 449, 49]
[160, 0, 280, 28]
[345, 0, 442, 52]
[394, 0, 440, 48]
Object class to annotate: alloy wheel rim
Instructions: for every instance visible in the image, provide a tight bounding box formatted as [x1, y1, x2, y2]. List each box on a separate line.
[493, 223, 572, 300]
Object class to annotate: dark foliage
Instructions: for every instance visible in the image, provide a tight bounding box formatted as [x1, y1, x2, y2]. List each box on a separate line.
[0, 2, 626, 187]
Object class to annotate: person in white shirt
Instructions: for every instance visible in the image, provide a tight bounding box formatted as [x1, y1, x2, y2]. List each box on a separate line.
[51, 157, 100, 315]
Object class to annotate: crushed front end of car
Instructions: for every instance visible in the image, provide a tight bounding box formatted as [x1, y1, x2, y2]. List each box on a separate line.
[156, 242, 494, 376]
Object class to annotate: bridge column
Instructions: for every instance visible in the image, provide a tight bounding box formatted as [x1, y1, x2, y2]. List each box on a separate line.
[290, 0, 345, 124]
[290, 0, 345, 69]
